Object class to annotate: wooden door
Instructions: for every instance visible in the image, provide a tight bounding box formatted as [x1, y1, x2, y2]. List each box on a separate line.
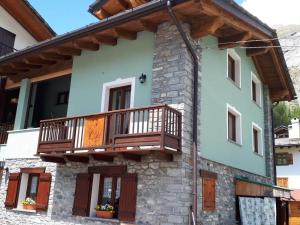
[107, 85, 131, 144]
[290, 202, 300, 225]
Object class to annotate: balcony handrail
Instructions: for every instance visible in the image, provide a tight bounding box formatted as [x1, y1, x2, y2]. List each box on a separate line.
[37, 105, 182, 155]
[39, 104, 181, 123]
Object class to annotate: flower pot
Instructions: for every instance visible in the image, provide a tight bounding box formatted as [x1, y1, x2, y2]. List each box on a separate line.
[96, 211, 113, 219]
[23, 204, 36, 210]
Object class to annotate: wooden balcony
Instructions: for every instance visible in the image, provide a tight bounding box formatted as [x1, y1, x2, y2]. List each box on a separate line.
[37, 105, 182, 163]
[0, 123, 13, 145]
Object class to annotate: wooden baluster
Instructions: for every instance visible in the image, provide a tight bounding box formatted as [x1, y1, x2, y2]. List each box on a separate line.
[132, 111, 135, 134]
[137, 111, 140, 134]
[161, 107, 166, 150]
[142, 110, 145, 133]
[157, 108, 160, 132]
[151, 109, 154, 132]
[71, 118, 78, 153]
[146, 109, 149, 133]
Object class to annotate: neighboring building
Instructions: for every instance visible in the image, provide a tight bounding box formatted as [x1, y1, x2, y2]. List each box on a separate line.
[275, 118, 300, 225]
[0, 0, 295, 225]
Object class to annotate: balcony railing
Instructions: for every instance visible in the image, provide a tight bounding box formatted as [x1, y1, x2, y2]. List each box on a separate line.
[0, 123, 13, 144]
[37, 105, 182, 163]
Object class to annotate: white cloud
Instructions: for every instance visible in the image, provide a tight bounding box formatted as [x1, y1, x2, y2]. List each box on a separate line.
[241, 0, 300, 26]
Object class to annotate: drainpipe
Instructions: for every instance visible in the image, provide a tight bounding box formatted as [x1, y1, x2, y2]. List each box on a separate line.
[166, 1, 199, 224]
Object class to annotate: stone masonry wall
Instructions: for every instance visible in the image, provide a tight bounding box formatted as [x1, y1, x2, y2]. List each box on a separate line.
[197, 158, 273, 225]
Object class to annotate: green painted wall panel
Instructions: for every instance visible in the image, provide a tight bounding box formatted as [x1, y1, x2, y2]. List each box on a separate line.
[200, 36, 266, 176]
[67, 32, 154, 116]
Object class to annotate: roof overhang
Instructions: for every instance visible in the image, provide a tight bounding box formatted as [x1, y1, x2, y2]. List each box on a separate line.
[235, 176, 291, 199]
[0, 0, 295, 101]
[0, 0, 55, 41]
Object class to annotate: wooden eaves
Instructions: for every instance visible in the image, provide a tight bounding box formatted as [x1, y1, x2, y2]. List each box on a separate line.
[0, 0, 295, 102]
[0, 0, 56, 41]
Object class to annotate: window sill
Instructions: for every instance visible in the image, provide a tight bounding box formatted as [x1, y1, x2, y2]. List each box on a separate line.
[85, 217, 119, 224]
[252, 100, 262, 109]
[12, 208, 36, 214]
[228, 139, 242, 147]
[253, 152, 263, 157]
[227, 77, 241, 89]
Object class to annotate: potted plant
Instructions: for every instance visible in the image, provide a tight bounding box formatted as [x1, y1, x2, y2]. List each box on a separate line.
[95, 204, 114, 219]
[22, 197, 36, 210]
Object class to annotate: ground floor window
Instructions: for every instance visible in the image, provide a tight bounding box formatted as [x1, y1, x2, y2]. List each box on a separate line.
[4, 167, 51, 211]
[72, 165, 137, 222]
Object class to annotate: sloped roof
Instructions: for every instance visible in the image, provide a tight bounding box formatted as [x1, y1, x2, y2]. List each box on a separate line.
[0, 0, 295, 101]
[0, 0, 55, 41]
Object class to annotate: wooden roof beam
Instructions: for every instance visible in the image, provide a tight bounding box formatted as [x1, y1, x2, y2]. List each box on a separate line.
[25, 57, 56, 65]
[219, 32, 252, 49]
[95, 8, 111, 20]
[116, 0, 128, 10]
[10, 62, 42, 70]
[74, 40, 100, 51]
[191, 16, 224, 39]
[113, 28, 137, 40]
[56, 47, 82, 56]
[246, 41, 271, 57]
[92, 35, 118, 46]
[41, 52, 72, 61]
[139, 19, 158, 32]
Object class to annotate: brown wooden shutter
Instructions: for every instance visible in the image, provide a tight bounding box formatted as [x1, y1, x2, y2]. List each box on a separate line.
[119, 173, 138, 222]
[72, 173, 93, 217]
[277, 177, 288, 188]
[4, 173, 20, 208]
[202, 177, 216, 210]
[36, 173, 52, 211]
[287, 153, 294, 165]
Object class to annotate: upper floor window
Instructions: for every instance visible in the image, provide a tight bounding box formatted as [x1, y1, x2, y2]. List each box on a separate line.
[277, 177, 288, 188]
[0, 27, 16, 57]
[227, 49, 241, 88]
[227, 104, 242, 145]
[252, 123, 263, 155]
[276, 153, 293, 166]
[251, 72, 262, 106]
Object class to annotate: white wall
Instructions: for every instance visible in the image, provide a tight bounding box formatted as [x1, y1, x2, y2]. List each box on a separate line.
[276, 148, 300, 189]
[0, 5, 37, 50]
[2, 128, 39, 159]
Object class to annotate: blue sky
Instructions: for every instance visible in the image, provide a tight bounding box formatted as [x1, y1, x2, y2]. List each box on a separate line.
[29, 0, 246, 35]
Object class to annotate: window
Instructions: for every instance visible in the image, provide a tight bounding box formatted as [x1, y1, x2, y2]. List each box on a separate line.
[56, 91, 69, 105]
[4, 168, 51, 211]
[0, 27, 16, 57]
[73, 166, 138, 223]
[227, 104, 242, 145]
[252, 123, 263, 155]
[276, 153, 293, 166]
[251, 72, 262, 106]
[227, 49, 241, 87]
[277, 177, 288, 188]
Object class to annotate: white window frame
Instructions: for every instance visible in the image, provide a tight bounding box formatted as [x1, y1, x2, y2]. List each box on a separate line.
[17, 173, 29, 209]
[251, 72, 262, 107]
[227, 49, 242, 88]
[252, 122, 263, 156]
[100, 77, 135, 112]
[226, 104, 242, 145]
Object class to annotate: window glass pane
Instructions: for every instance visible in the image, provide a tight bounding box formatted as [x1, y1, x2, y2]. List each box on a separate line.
[228, 112, 236, 142]
[27, 175, 39, 200]
[228, 55, 235, 82]
[252, 81, 257, 102]
[103, 177, 113, 204]
[253, 129, 258, 153]
[116, 177, 121, 200]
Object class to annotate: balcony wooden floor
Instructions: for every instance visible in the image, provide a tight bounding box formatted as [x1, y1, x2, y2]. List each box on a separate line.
[36, 105, 182, 164]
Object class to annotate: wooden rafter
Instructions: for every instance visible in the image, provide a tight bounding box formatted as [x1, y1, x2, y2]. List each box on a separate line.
[218, 32, 252, 49]
[74, 40, 99, 51]
[10, 62, 42, 70]
[246, 41, 271, 57]
[92, 35, 118, 46]
[41, 52, 72, 61]
[56, 47, 82, 56]
[191, 16, 224, 38]
[139, 19, 158, 32]
[24, 57, 56, 65]
[113, 28, 137, 40]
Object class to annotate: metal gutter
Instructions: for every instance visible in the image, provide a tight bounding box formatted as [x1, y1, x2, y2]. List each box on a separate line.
[0, 0, 187, 64]
[166, 1, 199, 224]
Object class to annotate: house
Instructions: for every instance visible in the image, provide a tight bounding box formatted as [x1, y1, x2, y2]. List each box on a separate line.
[0, 0, 295, 224]
[0, 0, 55, 184]
[275, 118, 300, 225]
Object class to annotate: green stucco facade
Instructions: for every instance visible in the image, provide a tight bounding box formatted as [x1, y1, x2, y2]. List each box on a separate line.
[67, 32, 154, 116]
[200, 36, 266, 176]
